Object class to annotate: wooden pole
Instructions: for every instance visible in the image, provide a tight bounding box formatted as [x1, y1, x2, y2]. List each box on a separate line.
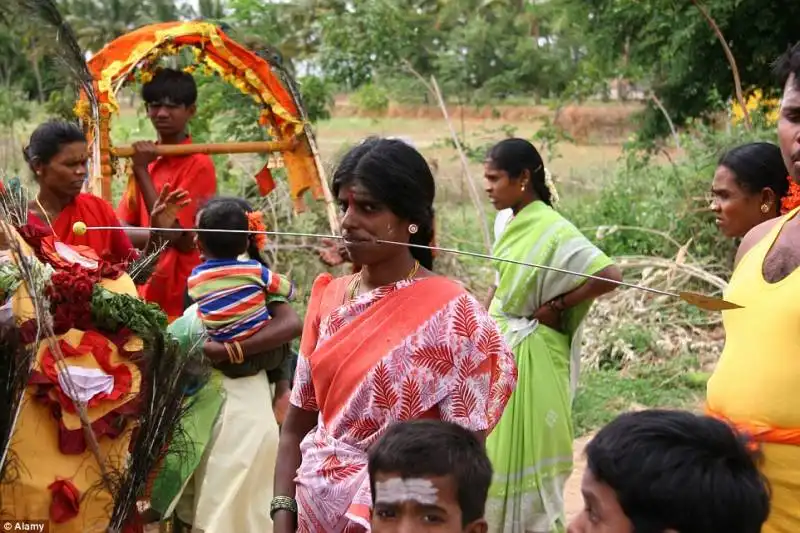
[111, 139, 297, 158]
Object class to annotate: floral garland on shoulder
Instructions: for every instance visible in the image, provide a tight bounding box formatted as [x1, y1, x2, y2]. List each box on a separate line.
[782, 176, 800, 215]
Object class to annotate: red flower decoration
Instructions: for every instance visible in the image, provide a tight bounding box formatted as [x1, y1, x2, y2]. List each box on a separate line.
[48, 478, 80, 523]
[46, 266, 97, 334]
[782, 176, 800, 215]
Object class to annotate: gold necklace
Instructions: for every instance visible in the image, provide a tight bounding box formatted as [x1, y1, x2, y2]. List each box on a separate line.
[347, 260, 420, 302]
[34, 196, 56, 231]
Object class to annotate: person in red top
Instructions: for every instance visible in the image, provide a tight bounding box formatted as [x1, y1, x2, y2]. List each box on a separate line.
[118, 68, 217, 321]
[24, 120, 187, 263]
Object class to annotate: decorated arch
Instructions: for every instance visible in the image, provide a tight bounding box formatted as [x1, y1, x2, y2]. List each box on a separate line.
[75, 21, 336, 228]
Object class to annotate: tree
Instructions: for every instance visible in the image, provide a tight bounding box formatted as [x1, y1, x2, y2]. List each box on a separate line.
[550, 0, 800, 139]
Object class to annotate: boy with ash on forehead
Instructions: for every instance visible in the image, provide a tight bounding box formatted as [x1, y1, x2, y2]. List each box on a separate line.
[368, 420, 492, 533]
[568, 410, 770, 533]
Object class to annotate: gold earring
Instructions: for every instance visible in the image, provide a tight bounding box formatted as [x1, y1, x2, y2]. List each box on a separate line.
[761, 203, 770, 213]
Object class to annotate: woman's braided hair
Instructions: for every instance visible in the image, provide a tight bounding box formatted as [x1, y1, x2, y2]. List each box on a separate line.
[487, 138, 557, 206]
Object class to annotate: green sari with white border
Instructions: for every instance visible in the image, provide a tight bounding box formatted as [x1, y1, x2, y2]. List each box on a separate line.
[485, 201, 612, 533]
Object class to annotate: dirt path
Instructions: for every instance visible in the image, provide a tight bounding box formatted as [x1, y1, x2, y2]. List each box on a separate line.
[564, 434, 592, 521]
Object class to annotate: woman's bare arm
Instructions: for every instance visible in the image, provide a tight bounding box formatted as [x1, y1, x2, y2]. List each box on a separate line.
[203, 302, 302, 365]
[560, 264, 622, 309]
[273, 405, 318, 532]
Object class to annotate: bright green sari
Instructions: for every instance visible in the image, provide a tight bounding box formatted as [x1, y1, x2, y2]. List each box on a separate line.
[485, 201, 612, 533]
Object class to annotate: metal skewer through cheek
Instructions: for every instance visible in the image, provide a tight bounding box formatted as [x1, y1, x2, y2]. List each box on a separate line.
[76, 224, 742, 311]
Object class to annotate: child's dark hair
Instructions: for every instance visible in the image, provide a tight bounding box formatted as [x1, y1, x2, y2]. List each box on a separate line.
[773, 41, 800, 90]
[486, 138, 551, 206]
[23, 120, 86, 172]
[368, 420, 492, 526]
[586, 410, 770, 533]
[197, 197, 249, 259]
[142, 68, 198, 106]
[719, 142, 789, 213]
[226, 197, 270, 266]
[332, 137, 436, 270]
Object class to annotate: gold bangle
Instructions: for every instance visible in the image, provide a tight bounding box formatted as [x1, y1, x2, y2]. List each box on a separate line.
[233, 341, 244, 364]
[224, 342, 235, 364]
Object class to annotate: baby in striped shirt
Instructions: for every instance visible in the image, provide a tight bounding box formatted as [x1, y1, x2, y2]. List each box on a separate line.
[188, 199, 295, 343]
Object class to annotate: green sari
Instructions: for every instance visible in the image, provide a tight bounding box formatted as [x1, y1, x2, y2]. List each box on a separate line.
[485, 201, 612, 533]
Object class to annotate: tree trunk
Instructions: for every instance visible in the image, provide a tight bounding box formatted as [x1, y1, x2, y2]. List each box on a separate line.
[30, 54, 45, 104]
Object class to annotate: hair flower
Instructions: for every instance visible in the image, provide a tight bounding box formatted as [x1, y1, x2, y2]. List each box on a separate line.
[543, 168, 560, 206]
[247, 211, 268, 251]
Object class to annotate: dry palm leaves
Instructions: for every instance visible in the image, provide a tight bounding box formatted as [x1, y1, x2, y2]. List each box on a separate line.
[582, 254, 727, 370]
[0, 323, 36, 489]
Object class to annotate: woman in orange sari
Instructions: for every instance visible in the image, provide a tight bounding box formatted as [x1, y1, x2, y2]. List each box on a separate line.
[23, 120, 177, 263]
[272, 138, 518, 533]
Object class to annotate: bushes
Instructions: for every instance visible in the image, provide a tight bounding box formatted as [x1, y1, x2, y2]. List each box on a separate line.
[561, 119, 777, 265]
[351, 83, 389, 115]
[298, 75, 334, 123]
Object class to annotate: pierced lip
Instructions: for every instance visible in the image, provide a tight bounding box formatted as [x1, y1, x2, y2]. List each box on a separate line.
[343, 235, 373, 244]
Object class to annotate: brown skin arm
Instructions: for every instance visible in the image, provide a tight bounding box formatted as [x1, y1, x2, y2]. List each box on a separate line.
[130, 142, 194, 252]
[735, 217, 781, 269]
[203, 302, 302, 365]
[138, 185, 190, 256]
[560, 264, 622, 307]
[273, 405, 318, 532]
[533, 264, 623, 331]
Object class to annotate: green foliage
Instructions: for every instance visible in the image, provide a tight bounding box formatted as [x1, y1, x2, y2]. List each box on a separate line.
[573, 355, 705, 436]
[44, 87, 79, 120]
[351, 84, 389, 115]
[0, 86, 31, 128]
[551, 0, 800, 140]
[91, 286, 168, 337]
[561, 118, 776, 261]
[298, 75, 334, 123]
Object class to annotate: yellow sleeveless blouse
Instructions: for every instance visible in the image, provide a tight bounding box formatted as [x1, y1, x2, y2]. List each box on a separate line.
[707, 207, 800, 532]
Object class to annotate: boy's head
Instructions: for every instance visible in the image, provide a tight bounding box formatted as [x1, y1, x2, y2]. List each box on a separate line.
[368, 420, 491, 533]
[196, 198, 249, 260]
[568, 410, 770, 533]
[142, 68, 197, 140]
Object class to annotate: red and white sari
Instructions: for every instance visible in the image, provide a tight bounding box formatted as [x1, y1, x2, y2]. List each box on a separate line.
[290, 273, 517, 532]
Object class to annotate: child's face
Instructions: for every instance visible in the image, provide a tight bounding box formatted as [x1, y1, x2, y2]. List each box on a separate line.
[567, 469, 634, 533]
[371, 472, 487, 533]
[146, 98, 195, 139]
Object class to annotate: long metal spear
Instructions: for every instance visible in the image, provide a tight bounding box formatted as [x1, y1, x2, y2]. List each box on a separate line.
[73, 223, 742, 312]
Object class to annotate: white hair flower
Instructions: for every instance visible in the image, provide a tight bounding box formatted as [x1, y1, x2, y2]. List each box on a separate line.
[544, 168, 560, 206]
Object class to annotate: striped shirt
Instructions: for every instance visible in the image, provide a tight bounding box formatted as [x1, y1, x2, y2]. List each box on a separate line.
[188, 258, 295, 342]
